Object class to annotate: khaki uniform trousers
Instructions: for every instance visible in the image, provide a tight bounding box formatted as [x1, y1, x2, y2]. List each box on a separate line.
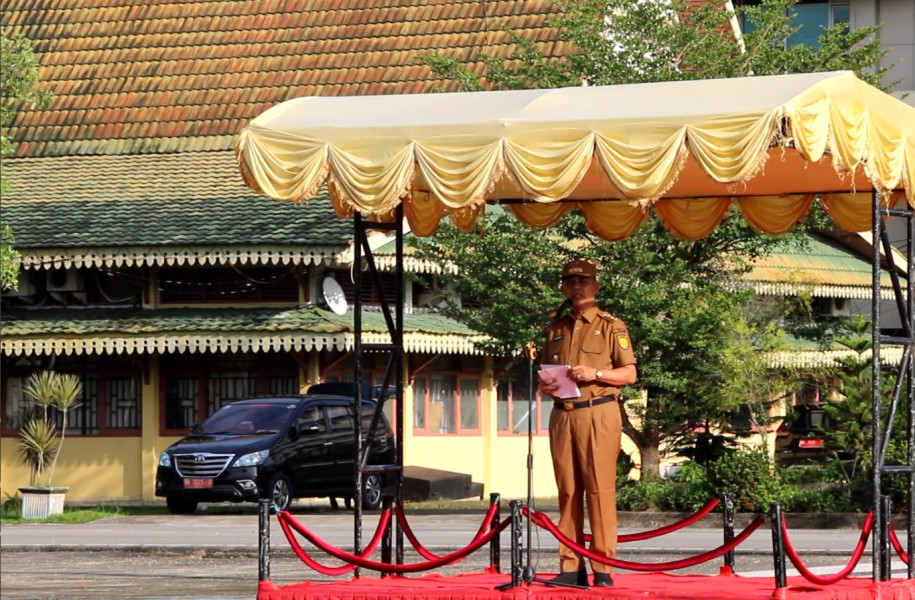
[548, 399, 621, 574]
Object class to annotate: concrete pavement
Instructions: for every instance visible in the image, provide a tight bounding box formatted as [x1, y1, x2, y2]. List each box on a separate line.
[0, 501, 883, 556]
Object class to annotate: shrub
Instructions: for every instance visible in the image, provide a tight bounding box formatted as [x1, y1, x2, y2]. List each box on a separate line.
[1, 493, 22, 518]
[706, 447, 783, 512]
[663, 461, 714, 512]
[616, 480, 671, 511]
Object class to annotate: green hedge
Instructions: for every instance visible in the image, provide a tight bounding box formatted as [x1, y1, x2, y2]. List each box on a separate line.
[616, 448, 871, 514]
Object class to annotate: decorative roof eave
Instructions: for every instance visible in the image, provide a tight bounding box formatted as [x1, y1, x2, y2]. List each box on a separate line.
[765, 347, 906, 369]
[1, 332, 488, 357]
[17, 246, 345, 270]
[752, 282, 902, 300]
[333, 231, 458, 275]
[371, 255, 459, 275]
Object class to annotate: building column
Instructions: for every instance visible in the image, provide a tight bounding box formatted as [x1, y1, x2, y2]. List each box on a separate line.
[480, 356, 496, 497]
[141, 354, 161, 501]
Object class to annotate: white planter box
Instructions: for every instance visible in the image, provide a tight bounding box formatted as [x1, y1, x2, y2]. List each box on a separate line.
[19, 487, 69, 519]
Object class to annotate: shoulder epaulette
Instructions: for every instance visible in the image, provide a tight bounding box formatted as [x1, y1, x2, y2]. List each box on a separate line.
[598, 311, 618, 322]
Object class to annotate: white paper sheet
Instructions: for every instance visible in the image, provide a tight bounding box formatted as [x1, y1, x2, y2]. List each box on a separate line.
[537, 364, 581, 399]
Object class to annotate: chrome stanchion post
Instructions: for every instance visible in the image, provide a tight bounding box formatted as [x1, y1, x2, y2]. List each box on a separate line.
[381, 494, 394, 578]
[258, 498, 271, 582]
[495, 499, 524, 590]
[489, 492, 502, 573]
[721, 491, 736, 574]
[880, 495, 893, 581]
[770, 502, 787, 589]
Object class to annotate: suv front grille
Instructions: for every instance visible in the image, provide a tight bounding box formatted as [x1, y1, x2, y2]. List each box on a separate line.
[174, 453, 234, 478]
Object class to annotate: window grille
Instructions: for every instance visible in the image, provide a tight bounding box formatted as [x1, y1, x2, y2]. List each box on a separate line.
[207, 372, 257, 416]
[107, 377, 140, 429]
[265, 376, 299, 396]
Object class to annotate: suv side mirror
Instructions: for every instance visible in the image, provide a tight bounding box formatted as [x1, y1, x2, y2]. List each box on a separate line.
[297, 421, 322, 434]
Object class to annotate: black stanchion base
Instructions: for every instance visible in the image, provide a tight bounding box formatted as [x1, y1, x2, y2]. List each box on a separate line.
[494, 566, 589, 591]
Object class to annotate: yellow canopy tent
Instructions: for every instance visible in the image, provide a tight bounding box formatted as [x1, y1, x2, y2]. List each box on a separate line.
[236, 71, 914, 240]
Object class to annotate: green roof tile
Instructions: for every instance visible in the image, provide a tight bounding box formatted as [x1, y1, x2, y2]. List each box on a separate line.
[2, 153, 349, 249]
[0, 306, 478, 337]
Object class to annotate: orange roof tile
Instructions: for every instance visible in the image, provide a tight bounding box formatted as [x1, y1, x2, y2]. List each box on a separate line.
[3, 0, 573, 158]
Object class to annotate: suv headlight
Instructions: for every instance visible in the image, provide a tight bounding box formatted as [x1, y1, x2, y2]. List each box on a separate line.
[233, 450, 268, 467]
[158, 452, 172, 467]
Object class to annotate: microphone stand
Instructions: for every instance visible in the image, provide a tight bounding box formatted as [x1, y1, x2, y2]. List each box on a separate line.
[497, 299, 586, 590]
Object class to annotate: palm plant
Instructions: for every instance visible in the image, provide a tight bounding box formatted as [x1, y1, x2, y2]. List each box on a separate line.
[18, 418, 58, 485]
[18, 371, 82, 486]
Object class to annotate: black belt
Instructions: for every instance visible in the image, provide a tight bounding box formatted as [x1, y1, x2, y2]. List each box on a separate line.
[554, 395, 617, 411]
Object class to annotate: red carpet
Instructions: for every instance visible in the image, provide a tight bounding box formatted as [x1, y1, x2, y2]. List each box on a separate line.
[257, 571, 915, 600]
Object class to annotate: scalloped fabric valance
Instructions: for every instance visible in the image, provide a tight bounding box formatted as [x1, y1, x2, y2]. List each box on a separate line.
[236, 71, 915, 240]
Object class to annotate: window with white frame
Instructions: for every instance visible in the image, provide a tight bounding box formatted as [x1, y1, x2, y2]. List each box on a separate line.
[413, 373, 481, 435]
[496, 379, 548, 435]
[323, 353, 483, 435]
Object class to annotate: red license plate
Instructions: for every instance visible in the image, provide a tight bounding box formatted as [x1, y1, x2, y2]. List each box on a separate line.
[184, 478, 213, 488]
[798, 438, 824, 449]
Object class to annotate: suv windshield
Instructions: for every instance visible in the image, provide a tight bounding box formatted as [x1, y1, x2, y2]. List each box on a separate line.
[196, 402, 295, 435]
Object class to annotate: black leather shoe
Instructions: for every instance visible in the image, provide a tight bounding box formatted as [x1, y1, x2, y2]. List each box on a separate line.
[545, 570, 589, 587]
[593, 572, 614, 587]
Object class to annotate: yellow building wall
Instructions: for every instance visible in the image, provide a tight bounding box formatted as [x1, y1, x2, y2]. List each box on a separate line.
[0, 354, 679, 504]
[399, 359, 560, 499]
[1, 437, 145, 502]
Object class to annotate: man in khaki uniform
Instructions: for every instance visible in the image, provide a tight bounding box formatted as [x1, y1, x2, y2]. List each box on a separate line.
[538, 259, 638, 588]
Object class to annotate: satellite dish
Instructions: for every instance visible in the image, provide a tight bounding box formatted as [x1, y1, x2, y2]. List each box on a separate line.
[322, 277, 348, 315]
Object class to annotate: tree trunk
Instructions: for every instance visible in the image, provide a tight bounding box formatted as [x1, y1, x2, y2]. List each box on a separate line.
[637, 443, 661, 481]
[619, 401, 662, 480]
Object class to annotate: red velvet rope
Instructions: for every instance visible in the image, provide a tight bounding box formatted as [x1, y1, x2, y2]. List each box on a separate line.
[394, 501, 500, 562]
[528, 509, 764, 571]
[530, 497, 718, 544]
[278, 509, 512, 574]
[617, 497, 720, 542]
[278, 516, 358, 576]
[780, 511, 873, 586]
[277, 508, 393, 576]
[889, 522, 911, 565]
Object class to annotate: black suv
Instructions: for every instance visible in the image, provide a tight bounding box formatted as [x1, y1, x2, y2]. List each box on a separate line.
[155, 393, 395, 514]
[774, 403, 850, 466]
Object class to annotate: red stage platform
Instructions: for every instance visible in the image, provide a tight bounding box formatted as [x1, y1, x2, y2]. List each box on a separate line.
[257, 571, 915, 600]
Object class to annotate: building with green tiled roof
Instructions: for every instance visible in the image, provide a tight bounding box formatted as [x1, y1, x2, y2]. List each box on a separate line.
[0, 0, 579, 506]
[1, 0, 908, 507]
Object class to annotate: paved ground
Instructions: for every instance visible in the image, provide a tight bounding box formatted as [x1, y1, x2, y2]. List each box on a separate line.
[0, 504, 909, 600]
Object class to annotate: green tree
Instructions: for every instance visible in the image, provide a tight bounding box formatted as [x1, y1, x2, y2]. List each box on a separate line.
[1, 30, 49, 290]
[415, 0, 887, 477]
[819, 316, 884, 484]
[424, 0, 887, 91]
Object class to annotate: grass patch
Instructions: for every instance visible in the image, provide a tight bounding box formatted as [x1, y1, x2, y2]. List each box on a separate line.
[1, 495, 559, 524]
[1, 502, 168, 524]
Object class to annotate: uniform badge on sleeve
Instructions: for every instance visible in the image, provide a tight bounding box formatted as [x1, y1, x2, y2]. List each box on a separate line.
[619, 336, 630, 350]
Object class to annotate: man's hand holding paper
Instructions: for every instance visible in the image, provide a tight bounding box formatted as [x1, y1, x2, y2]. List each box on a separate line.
[537, 364, 581, 399]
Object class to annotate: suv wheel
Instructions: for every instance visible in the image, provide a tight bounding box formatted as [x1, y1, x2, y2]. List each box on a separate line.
[166, 496, 198, 515]
[362, 473, 383, 510]
[267, 473, 293, 511]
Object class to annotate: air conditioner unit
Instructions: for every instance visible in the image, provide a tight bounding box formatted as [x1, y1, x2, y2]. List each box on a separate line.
[46, 268, 84, 292]
[819, 297, 852, 317]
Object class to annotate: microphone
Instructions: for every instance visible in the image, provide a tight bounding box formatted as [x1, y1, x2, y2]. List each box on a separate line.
[550, 298, 571, 316]
[498, 298, 571, 374]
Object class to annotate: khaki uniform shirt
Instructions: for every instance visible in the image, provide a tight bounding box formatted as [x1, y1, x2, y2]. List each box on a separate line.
[543, 305, 637, 401]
